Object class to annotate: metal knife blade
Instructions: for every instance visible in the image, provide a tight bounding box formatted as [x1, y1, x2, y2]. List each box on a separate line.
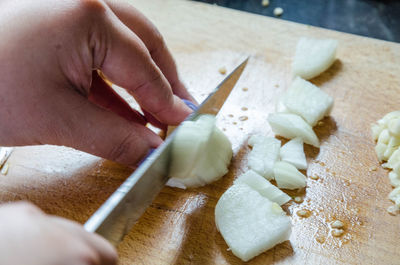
[84, 57, 249, 246]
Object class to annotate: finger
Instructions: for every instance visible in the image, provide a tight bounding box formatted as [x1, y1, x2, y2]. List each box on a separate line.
[50, 216, 118, 265]
[89, 71, 147, 125]
[105, 0, 197, 103]
[97, 9, 192, 125]
[46, 87, 162, 167]
[142, 109, 167, 131]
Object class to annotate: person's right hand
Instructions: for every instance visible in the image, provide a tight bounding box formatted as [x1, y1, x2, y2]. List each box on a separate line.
[0, 202, 117, 265]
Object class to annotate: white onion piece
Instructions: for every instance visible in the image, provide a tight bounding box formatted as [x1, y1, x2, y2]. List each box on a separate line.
[280, 137, 307, 170]
[247, 135, 281, 180]
[388, 118, 400, 137]
[281, 77, 333, 126]
[234, 170, 291, 205]
[371, 123, 385, 141]
[378, 129, 390, 145]
[167, 115, 232, 188]
[275, 97, 290, 113]
[387, 150, 400, 169]
[389, 186, 400, 207]
[389, 171, 400, 188]
[375, 143, 387, 162]
[268, 113, 319, 147]
[292, 37, 338, 80]
[273, 161, 307, 189]
[215, 184, 291, 262]
[381, 111, 400, 125]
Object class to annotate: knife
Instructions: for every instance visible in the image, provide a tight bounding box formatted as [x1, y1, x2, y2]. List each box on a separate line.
[84, 57, 249, 246]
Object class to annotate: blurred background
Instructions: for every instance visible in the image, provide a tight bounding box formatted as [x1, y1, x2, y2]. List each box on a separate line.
[193, 0, 400, 43]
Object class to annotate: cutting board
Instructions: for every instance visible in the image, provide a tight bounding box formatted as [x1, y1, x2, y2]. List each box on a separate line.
[2, 0, 400, 264]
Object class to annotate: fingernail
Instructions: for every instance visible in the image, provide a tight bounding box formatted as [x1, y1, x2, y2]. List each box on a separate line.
[182, 99, 198, 111]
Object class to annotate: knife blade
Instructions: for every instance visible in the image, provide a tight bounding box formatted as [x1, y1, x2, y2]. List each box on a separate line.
[84, 57, 249, 246]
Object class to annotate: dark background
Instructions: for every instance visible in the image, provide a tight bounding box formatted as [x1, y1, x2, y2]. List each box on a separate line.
[193, 0, 400, 43]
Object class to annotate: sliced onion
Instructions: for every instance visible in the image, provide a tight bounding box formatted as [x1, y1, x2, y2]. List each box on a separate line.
[167, 115, 232, 188]
[234, 170, 291, 205]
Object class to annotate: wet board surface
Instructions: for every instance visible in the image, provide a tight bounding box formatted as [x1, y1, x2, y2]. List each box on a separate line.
[1, 0, 400, 264]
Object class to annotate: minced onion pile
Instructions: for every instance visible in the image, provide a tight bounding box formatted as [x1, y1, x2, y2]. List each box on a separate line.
[371, 111, 400, 213]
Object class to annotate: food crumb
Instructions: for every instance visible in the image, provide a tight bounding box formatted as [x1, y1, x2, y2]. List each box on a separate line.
[368, 166, 378, 172]
[233, 121, 237, 125]
[387, 205, 399, 216]
[261, 0, 269, 7]
[315, 235, 326, 244]
[296, 209, 311, 218]
[241, 107, 248, 111]
[274, 84, 279, 88]
[331, 220, 344, 229]
[242, 87, 248, 92]
[1, 163, 9, 175]
[222, 128, 227, 131]
[332, 228, 344, 237]
[273, 7, 284, 16]
[239, 116, 248, 121]
[294, 196, 303, 203]
[228, 114, 234, 118]
[219, 67, 227, 75]
[310, 174, 319, 180]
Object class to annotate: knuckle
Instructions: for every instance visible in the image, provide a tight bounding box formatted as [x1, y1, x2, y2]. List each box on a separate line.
[149, 28, 167, 55]
[76, 246, 100, 265]
[108, 130, 139, 165]
[14, 201, 42, 215]
[78, 0, 107, 16]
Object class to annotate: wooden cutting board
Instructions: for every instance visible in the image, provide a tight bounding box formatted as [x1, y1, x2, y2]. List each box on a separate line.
[2, 0, 400, 264]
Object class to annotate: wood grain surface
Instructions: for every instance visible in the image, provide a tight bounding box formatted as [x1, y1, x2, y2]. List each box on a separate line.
[1, 0, 400, 264]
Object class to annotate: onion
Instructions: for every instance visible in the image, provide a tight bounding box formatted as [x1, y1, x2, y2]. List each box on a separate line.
[292, 37, 338, 80]
[267, 113, 319, 147]
[215, 183, 291, 262]
[280, 137, 307, 170]
[247, 135, 280, 180]
[389, 186, 400, 207]
[234, 170, 291, 205]
[167, 115, 232, 188]
[280, 77, 333, 126]
[273, 161, 307, 189]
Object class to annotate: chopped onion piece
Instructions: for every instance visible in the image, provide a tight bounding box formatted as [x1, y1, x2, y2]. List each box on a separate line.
[215, 184, 291, 262]
[167, 115, 232, 188]
[247, 135, 281, 180]
[381, 111, 400, 125]
[371, 123, 385, 141]
[377, 129, 390, 145]
[292, 37, 338, 80]
[268, 113, 319, 147]
[280, 137, 307, 170]
[281, 77, 333, 126]
[389, 186, 400, 207]
[234, 170, 291, 205]
[388, 118, 400, 137]
[275, 97, 289, 113]
[375, 143, 387, 162]
[273, 161, 307, 189]
[389, 171, 400, 187]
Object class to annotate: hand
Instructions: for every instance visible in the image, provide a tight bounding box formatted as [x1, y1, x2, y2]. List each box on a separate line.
[0, 201, 117, 265]
[0, 0, 194, 166]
